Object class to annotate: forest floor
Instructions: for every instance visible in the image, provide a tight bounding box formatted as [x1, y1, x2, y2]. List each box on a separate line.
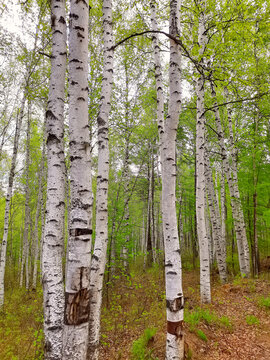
[99, 262, 270, 360]
[0, 262, 270, 359]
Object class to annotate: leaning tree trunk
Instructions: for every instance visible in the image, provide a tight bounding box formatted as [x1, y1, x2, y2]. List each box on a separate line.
[159, 0, 185, 357]
[195, 9, 211, 303]
[42, 1, 67, 358]
[0, 97, 25, 307]
[62, 0, 92, 359]
[87, 1, 113, 358]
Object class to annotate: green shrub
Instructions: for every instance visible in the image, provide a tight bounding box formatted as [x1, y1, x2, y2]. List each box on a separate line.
[131, 327, 157, 360]
[196, 329, 208, 342]
[246, 315, 260, 326]
[185, 308, 215, 331]
[219, 316, 233, 330]
[258, 296, 270, 309]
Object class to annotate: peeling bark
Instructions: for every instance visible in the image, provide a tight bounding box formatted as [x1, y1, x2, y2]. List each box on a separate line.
[42, 1, 67, 358]
[153, 0, 185, 357]
[62, 0, 92, 358]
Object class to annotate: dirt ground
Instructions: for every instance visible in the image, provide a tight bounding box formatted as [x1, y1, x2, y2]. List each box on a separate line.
[99, 268, 270, 360]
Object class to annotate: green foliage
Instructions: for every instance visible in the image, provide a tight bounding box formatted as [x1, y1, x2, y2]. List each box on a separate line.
[219, 316, 233, 330]
[196, 329, 208, 342]
[246, 315, 260, 326]
[258, 296, 270, 309]
[131, 328, 157, 360]
[185, 308, 216, 331]
[185, 307, 233, 333]
[0, 284, 44, 359]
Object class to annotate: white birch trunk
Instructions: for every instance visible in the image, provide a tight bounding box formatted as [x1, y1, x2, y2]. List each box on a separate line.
[20, 108, 31, 290]
[224, 87, 250, 275]
[211, 84, 250, 276]
[205, 153, 227, 282]
[32, 137, 45, 290]
[160, 0, 184, 357]
[62, 1, 92, 358]
[220, 168, 227, 261]
[42, 1, 67, 358]
[87, 1, 113, 358]
[0, 98, 25, 307]
[195, 10, 211, 303]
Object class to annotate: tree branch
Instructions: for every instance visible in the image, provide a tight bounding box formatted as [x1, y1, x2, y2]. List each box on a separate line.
[203, 92, 269, 116]
[110, 30, 202, 74]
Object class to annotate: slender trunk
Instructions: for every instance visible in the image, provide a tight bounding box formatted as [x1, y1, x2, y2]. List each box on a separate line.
[212, 85, 250, 276]
[252, 112, 259, 276]
[205, 153, 227, 282]
[42, 1, 67, 358]
[150, 150, 156, 263]
[195, 9, 211, 303]
[87, 1, 113, 358]
[146, 154, 153, 267]
[220, 167, 227, 264]
[32, 135, 45, 290]
[226, 89, 250, 275]
[62, 1, 92, 358]
[0, 101, 25, 306]
[20, 105, 31, 290]
[159, 0, 184, 357]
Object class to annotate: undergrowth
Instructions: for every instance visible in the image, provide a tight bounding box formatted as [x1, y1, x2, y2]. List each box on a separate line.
[258, 296, 270, 309]
[0, 283, 44, 360]
[184, 306, 233, 339]
[131, 328, 157, 360]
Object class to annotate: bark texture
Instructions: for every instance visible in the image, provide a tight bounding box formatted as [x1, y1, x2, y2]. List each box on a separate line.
[205, 152, 227, 282]
[42, 1, 67, 358]
[0, 99, 25, 307]
[62, 0, 92, 358]
[158, 0, 185, 357]
[87, 1, 113, 358]
[20, 108, 31, 290]
[32, 136, 45, 290]
[211, 84, 250, 276]
[195, 9, 211, 303]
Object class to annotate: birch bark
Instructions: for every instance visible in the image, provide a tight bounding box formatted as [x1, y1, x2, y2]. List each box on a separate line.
[195, 9, 211, 303]
[32, 136, 45, 290]
[87, 1, 113, 358]
[211, 84, 250, 276]
[0, 98, 25, 307]
[224, 87, 250, 276]
[20, 107, 31, 290]
[205, 153, 227, 282]
[42, 1, 67, 358]
[62, 0, 92, 358]
[157, 0, 185, 357]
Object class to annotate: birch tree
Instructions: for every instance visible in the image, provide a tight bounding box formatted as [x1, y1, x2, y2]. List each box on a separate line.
[195, 5, 211, 303]
[20, 107, 31, 289]
[42, 1, 67, 358]
[87, 0, 113, 358]
[32, 135, 45, 290]
[205, 151, 227, 282]
[0, 99, 25, 307]
[62, 0, 92, 358]
[210, 83, 250, 276]
[158, 0, 185, 357]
